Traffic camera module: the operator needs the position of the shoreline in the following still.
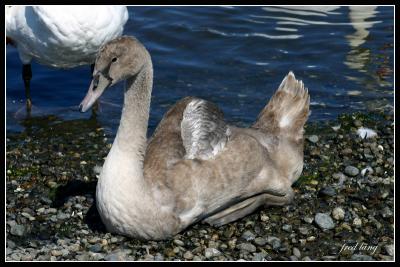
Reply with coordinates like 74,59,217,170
6,110,394,261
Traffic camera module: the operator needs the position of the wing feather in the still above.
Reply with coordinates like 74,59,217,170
181,98,230,160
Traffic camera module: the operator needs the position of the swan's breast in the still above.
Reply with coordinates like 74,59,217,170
96,146,180,239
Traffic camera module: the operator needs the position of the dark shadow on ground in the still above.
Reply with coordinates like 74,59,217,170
52,180,107,233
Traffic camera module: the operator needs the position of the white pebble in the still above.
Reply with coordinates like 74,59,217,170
260,214,269,222
353,218,362,228
332,207,345,221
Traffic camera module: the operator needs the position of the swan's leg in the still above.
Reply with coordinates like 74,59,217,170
263,187,294,206
90,63,100,115
203,188,294,227
202,196,261,226
203,170,295,227
22,64,32,112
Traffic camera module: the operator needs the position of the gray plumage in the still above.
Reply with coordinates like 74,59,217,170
181,98,230,160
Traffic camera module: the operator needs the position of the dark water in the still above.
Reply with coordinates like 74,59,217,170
6,6,394,136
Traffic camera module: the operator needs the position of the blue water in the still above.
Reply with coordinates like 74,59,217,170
6,6,394,136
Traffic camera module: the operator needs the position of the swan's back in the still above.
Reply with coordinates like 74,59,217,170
144,97,193,181
145,96,230,180
6,6,128,67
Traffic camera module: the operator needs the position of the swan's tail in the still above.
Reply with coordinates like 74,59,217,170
253,71,310,141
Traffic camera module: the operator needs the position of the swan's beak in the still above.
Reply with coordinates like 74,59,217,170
79,72,111,112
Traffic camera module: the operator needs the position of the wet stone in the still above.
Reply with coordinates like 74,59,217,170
223,226,235,238
89,244,103,253
7,240,16,249
173,239,185,247
307,135,319,143
228,239,237,249
204,241,216,250
267,236,281,250
10,223,25,236
321,255,337,260
384,244,394,256
237,243,256,253
351,254,374,261
293,247,301,258
303,216,314,224
104,251,129,261
68,244,81,252
353,120,363,127
319,186,336,197
252,252,267,261
332,207,345,221
90,252,105,261
345,166,359,177
380,207,393,218
314,213,335,230
341,148,353,155
51,250,63,257
298,226,309,235
204,248,221,258
260,214,269,222
154,253,164,261
11,253,21,261
183,251,194,260
353,218,362,228
241,230,256,241
282,224,292,232
142,254,154,261
254,237,267,246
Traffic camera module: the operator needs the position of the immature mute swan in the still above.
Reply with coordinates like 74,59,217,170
79,36,310,240
6,6,128,111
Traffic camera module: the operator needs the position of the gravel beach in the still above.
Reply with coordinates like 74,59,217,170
6,110,394,261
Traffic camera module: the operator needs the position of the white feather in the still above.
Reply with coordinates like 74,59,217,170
357,127,377,139
279,115,291,128
361,166,373,177
6,6,128,67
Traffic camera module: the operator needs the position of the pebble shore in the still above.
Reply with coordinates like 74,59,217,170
6,111,394,261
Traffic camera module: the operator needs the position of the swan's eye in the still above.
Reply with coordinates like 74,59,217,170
112,57,118,63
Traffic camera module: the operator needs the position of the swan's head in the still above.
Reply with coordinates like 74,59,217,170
79,36,150,112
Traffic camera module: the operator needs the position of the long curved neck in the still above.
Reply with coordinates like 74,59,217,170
113,59,153,178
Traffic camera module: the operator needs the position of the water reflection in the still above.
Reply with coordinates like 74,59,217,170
344,6,377,75
263,6,341,16
256,6,391,97
344,6,393,91
207,28,302,39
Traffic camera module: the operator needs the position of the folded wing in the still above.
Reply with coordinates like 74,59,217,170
181,98,230,160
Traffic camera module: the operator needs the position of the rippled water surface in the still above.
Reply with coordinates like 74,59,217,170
6,6,394,136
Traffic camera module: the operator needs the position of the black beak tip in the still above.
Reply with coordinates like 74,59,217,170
79,104,84,113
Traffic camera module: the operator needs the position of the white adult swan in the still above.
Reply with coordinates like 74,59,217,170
6,5,129,111
79,36,310,240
